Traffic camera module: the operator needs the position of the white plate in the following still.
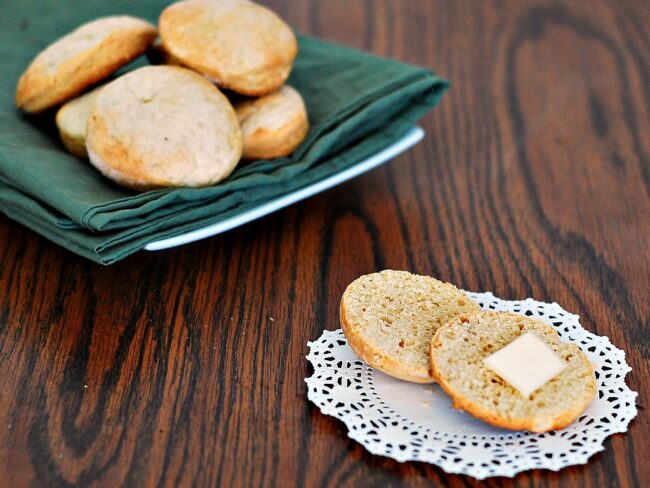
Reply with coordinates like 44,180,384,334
145,126,424,251
305,291,638,479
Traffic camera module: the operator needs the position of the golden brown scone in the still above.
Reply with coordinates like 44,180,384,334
16,16,157,113
86,66,243,190
430,311,597,432
55,85,105,158
234,85,309,160
340,270,481,383
159,0,298,96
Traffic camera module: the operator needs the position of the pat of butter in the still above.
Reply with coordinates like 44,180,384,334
483,333,567,398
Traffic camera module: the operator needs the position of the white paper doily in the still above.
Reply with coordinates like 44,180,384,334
305,292,638,479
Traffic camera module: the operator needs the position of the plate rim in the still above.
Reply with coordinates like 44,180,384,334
144,126,425,251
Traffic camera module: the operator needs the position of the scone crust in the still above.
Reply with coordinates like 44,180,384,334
340,270,481,384
55,85,105,158
430,311,597,432
86,65,243,190
58,124,88,159
234,85,309,160
159,0,297,96
16,16,156,113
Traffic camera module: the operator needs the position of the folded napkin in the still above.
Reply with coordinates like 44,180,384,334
0,0,449,264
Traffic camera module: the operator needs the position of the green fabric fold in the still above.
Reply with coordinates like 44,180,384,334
0,0,449,264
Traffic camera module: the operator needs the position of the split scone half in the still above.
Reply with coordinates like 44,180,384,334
430,311,596,432
340,270,481,383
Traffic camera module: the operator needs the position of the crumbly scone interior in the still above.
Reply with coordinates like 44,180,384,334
432,312,595,427
343,270,480,374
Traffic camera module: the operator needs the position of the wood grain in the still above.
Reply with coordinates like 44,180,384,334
1,0,648,486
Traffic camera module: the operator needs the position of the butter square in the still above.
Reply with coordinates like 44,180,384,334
483,332,567,398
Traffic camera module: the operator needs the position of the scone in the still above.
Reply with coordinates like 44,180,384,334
55,85,105,158
430,311,597,432
16,16,156,113
159,0,297,96
340,270,481,383
86,66,243,190
234,85,309,160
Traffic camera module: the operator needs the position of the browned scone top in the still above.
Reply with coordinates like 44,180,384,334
430,311,597,432
234,85,309,160
159,0,298,96
16,16,156,113
86,65,242,190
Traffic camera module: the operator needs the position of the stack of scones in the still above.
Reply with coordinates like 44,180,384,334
16,0,309,190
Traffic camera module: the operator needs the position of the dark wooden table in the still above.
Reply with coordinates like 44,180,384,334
1,1,648,486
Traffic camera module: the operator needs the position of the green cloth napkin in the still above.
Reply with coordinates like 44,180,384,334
0,0,449,264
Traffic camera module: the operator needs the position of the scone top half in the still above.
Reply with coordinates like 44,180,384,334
430,311,597,432
340,270,481,383
159,0,298,96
